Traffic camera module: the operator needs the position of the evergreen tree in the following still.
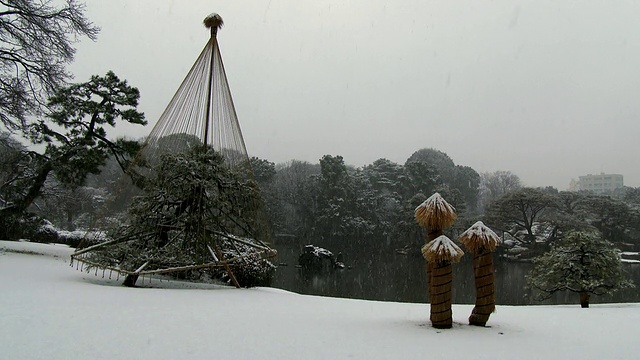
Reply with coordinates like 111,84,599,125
0,72,145,237
87,147,274,287
484,187,555,251
527,231,634,308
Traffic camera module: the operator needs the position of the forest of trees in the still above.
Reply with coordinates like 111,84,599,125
4,128,640,261
252,152,640,257
0,121,640,256
1,0,639,264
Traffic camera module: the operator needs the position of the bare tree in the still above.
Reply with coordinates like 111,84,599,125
478,170,522,210
0,0,99,130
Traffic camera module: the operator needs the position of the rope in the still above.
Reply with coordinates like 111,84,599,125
68,25,275,287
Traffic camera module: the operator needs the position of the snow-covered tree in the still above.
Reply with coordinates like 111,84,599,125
312,155,381,242
484,187,555,251
0,72,145,238
1,72,144,215
406,148,456,184
269,160,320,238
402,159,440,198
86,146,274,287
527,231,634,308
362,158,404,194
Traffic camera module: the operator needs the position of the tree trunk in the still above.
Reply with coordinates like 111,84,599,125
430,260,453,329
0,162,53,217
469,248,495,326
580,292,590,308
66,210,75,230
122,274,139,287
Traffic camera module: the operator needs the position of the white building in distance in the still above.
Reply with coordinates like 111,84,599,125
570,173,624,194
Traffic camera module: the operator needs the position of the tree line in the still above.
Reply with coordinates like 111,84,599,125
250,154,640,256
1,0,639,260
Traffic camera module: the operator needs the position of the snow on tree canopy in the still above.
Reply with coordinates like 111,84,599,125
458,221,502,253
421,235,464,263
414,192,457,229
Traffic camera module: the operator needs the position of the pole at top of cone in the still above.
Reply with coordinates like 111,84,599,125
204,13,224,37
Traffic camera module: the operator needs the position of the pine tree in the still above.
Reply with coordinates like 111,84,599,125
527,231,634,308
0,72,145,238
86,146,275,287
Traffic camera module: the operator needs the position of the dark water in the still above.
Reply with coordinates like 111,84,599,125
271,241,640,305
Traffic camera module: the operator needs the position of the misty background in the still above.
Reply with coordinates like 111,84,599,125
69,0,640,189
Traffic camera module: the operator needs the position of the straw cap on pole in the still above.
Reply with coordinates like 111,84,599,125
458,221,502,253
414,193,457,229
203,13,224,37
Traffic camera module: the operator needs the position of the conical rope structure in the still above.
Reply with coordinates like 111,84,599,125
140,14,248,168
70,14,276,288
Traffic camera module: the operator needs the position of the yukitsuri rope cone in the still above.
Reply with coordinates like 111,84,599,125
415,193,463,329
458,221,502,326
69,13,277,288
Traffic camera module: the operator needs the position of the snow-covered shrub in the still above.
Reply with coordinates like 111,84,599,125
0,214,58,243
57,230,94,248
32,220,59,243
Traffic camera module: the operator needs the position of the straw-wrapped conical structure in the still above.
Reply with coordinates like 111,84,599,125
458,221,501,326
415,193,457,229
422,235,465,264
414,193,460,329
458,221,501,253
422,235,463,329
70,14,276,288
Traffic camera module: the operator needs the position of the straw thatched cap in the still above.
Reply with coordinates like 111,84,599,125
422,235,464,263
458,221,502,253
203,13,224,35
414,192,457,229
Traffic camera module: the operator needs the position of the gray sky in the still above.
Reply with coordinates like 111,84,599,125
69,0,640,190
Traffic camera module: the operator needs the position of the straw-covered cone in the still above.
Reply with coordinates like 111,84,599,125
421,235,464,263
458,221,502,253
414,193,457,229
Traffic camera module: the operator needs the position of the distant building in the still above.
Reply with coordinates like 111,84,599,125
572,173,624,194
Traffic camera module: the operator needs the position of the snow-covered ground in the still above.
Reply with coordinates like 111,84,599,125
2,240,639,360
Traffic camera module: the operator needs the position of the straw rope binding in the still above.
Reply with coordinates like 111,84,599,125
430,261,454,328
458,221,501,326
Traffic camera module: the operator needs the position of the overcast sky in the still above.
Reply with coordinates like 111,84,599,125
69,0,640,190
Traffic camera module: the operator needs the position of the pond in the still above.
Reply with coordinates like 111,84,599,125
270,241,640,305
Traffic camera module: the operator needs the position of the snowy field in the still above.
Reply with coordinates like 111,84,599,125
1,240,639,360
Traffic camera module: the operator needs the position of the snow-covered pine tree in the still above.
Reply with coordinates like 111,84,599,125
84,146,275,287
527,231,634,307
